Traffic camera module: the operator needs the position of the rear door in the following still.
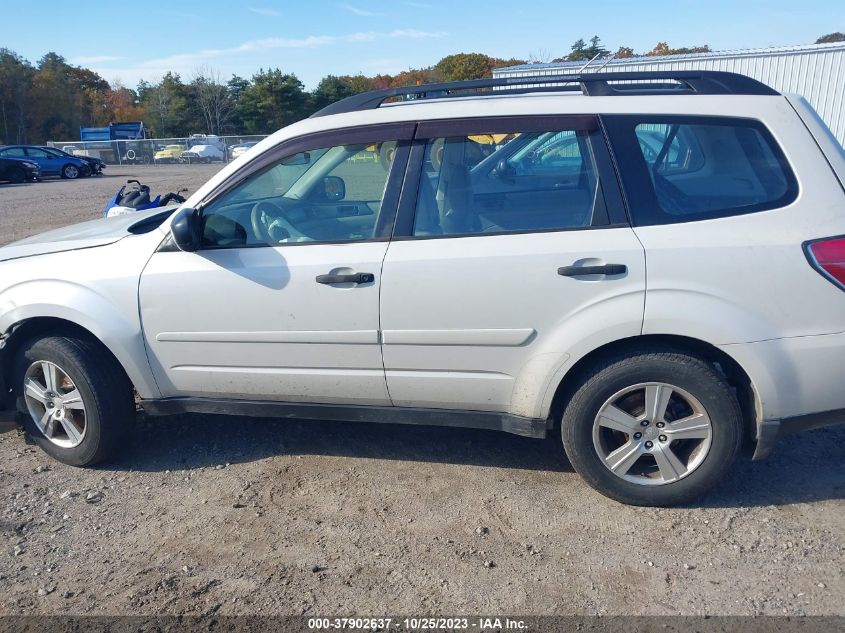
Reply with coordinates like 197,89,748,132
379,116,646,416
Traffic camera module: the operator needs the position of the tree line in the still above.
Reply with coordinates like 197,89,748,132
2,32,843,144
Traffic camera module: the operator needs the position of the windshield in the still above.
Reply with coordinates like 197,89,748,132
227,147,334,202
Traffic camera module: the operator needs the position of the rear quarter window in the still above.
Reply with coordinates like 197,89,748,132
604,115,798,226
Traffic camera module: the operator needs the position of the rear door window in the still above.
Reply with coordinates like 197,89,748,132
604,116,798,225
409,125,612,238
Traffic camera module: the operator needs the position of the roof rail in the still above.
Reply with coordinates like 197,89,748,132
311,70,778,118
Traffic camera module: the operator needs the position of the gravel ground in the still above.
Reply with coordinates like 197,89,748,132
0,165,843,617
0,165,223,246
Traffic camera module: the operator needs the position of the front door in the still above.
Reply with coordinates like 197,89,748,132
379,116,646,416
139,126,412,406
24,147,62,175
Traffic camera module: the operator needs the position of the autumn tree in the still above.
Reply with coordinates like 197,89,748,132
436,53,492,81
105,80,144,123
389,68,440,87
645,42,711,56
816,32,845,43
615,46,636,58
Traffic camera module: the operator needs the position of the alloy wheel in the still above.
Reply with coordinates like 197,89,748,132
23,360,87,448
592,382,713,485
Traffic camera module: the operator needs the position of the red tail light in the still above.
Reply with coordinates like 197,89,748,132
806,237,845,290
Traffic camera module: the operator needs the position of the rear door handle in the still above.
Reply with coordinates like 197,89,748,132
557,264,627,277
316,272,375,285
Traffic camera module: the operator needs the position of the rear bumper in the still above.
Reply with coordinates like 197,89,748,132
720,331,845,458
753,408,845,459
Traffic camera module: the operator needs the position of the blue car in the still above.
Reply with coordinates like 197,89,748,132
0,145,90,179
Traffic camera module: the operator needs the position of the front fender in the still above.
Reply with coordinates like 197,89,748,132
0,279,160,398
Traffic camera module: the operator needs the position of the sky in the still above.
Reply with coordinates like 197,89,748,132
4,0,843,89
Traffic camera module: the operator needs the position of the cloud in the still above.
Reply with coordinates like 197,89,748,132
404,1,437,8
248,7,281,16
338,3,386,17
70,55,122,65
87,29,447,87
138,29,446,68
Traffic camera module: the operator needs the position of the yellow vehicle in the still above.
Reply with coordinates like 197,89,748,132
153,144,186,164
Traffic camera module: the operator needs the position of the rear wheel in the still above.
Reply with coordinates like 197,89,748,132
61,164,80,179
561,349,743,506
15,336,135,466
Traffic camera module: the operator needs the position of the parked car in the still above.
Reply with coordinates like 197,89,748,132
153,144,186,164
181,144,224,164
0,71,843,507
0,157,41,183
229,142,259,159
188,133,225,151
42,146,106,175
0,145,89,179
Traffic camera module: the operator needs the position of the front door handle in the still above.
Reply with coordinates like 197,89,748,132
316,272,375,285
558,264,627,277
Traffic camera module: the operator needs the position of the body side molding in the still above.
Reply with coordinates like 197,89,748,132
140,397,549,438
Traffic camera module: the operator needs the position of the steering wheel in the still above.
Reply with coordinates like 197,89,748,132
250,201,306,243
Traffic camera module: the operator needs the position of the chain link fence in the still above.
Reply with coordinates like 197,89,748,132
45,134,270,166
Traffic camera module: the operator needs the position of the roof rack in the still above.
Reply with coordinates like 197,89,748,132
311,70,778,118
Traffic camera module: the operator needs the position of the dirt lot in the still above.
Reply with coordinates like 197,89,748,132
0,165,842,617
0,165,223,246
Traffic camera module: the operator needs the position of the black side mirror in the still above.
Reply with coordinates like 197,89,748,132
495,159,517,180
323,175,346,201
170,207,201,252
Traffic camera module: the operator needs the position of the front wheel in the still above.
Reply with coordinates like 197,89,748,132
15,336,135,466
62,164,80,179
561,349,743,506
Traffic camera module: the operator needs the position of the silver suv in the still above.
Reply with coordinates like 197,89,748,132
1,71,843,506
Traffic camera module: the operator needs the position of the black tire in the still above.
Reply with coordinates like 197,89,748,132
6,167,25,184
560,348,743,507
14,336,135,466
61,164,80,179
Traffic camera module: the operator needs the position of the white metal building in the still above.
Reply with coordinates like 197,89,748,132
493,42,845,146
